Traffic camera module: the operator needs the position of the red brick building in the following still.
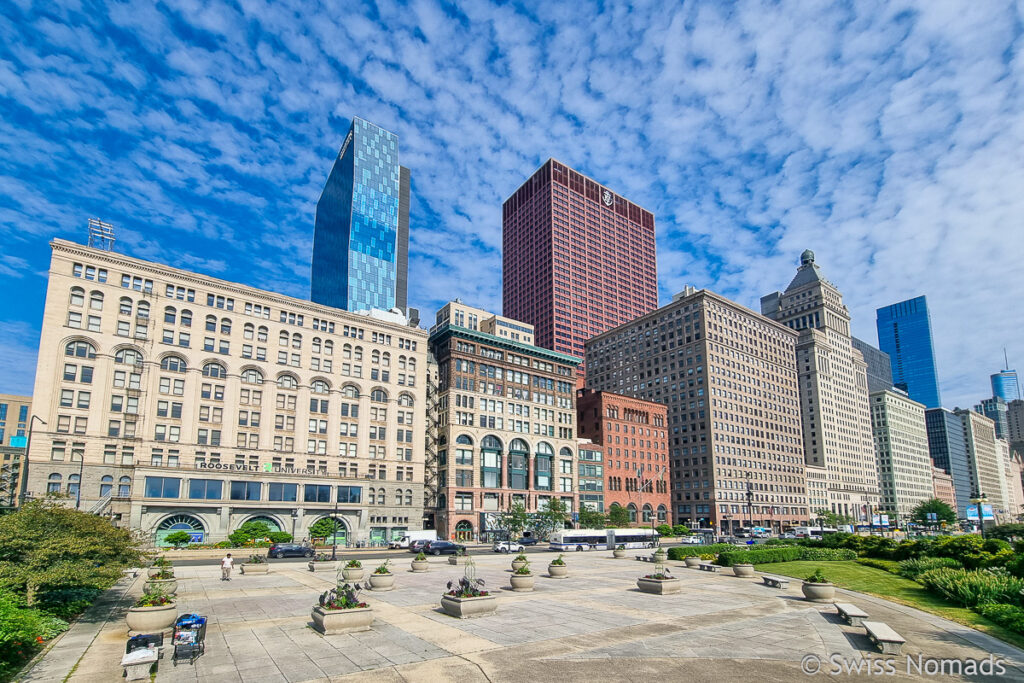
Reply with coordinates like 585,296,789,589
502,159,658,369
576,389,670,525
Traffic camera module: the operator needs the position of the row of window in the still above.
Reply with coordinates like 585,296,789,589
140,477,414,505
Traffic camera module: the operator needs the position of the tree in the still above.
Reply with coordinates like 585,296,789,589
496,501,530,539
671,524,691,536
655,524,673,537
983,523,1024,542
607,504,631,528
534,498,569,538
814,509,853,529
909,498,956,526
163,531,194,548
577,507,607,529
228,521,271,546
309,517,344,541
0,499,146,606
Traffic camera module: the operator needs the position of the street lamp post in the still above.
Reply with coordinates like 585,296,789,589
330,497,340,560
745,473,754,532
290,509,299,543
971,493,988,539
75,453,86,509
18,415,46,506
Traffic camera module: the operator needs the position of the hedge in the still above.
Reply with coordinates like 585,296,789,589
798,548,857,561
918,568,1024,608
856,558,900,573
718,547,802,566
977,603,1024,634
667,544,743,561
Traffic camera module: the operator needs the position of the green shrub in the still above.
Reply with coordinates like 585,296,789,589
655,524,673,537
1005,554,1024,579
976,603,1024,634
667,544,737,561
0,588,68,680
37,587,103,620
162,530,194,548
856,558,900,573
799,548,857,561
918,568,1024,608
671,525,691,536
805,568,830,583
214,540,233,549
898,557,963,580
267,532,293,543
718,547,802,566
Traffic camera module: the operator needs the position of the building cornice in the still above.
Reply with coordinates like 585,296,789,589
429,324,581,367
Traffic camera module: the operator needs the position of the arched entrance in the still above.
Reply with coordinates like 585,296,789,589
244,515,282,532
309,516,348,546
155,514,205,546
454,520,474,542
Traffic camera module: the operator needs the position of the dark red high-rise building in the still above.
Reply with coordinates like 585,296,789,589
502,159,658,366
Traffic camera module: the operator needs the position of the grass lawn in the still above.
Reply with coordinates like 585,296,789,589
753,560,1024,651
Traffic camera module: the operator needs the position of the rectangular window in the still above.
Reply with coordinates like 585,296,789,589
144,476,180,498
188,479,222,500
337,486,362,503
268,482,298,502
229,480,262,501
304,484,331,503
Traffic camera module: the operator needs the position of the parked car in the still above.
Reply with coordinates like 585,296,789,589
267,543,314,559
492,540,525,554
518,537,539,546
678,535,703,545
781,532,797,539
423,540,466,556
408,539,432,553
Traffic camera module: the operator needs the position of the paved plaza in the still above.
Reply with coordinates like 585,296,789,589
23,552,1024,682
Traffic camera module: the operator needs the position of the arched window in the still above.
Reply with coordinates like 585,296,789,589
220,318,231,334
100,475,113,497
343,344,352,359
382,352,390,367
279,331,289,346
537,442,554,456
627,503,638,523
115,348,143,365
206,315,217,332
156,514,205,546
354,346,363,361
323,340,333,355
377,488,385,505
404,490,412,506
398,356,407,370
395,489,402,505
119,297,133,315
482,435,502,451
368,489,376,505
642,504,653,523
203,362,226,378
89,291,103,310
408,358,416,372
118,476,131,497
560,447,573,458
341,385,359,398
65,341,96,359
69,287,85,307
657,504,667,522
180,309,192,327
509,438,529,453
277,374,298,389
311,379,330,394
456,435,473,445
164,306,177,324
370,389,388,403
244,323,254,340
291,333,302,349
312,337,322,354
371,350,381,365
241,368,264,384
137,301,150,318
67,473,81,497
398,394,414,407
257,326,268,342
160,356,187,373
47,473,62,493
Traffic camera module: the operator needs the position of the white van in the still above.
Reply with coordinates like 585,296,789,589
389,530,438,549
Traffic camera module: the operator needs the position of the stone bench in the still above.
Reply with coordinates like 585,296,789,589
698,562,722,573
863,621,906,655
760,574,790,589
121,648,158,681
835,602,869,627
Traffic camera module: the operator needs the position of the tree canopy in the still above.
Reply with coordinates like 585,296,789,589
607,504,631,528
909,498,957,526
577,507,607,529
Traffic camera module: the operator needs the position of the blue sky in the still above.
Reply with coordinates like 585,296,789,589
1,1,1022,411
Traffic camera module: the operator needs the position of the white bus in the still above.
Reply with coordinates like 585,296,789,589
790,526,838,538
548,528,659,551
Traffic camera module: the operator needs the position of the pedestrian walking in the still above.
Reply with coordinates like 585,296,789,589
220,553,234,581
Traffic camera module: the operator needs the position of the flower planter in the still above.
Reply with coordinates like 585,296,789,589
684,557,701,568
612,549,626,559
652,550,668,564
368,573,395,591
440,594,497,619
311,605,374,635
411,560,430,573
511,559,528,572
146,567,163,578
143,578,178,595
448,555,470,566
241,563,269,575
732,563,755,578
636,577,682,595
126,603,177,633
547,564,568,579
308,561,337,573
801,582,836,603
509,573,535,592
342,567,364,581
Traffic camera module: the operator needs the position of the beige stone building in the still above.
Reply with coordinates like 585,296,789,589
26,239,428,546
0,394,31,447
869,389,933,522
427,301,580,541
0,394,31,508
955,408,1007,523
586,287,809,533
761,250,880,523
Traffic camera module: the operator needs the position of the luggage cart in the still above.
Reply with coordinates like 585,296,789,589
171,614,206,666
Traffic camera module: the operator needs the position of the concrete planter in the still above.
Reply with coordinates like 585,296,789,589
448,555,470,566
126,603,177,633
802,582,836,603
241,563,268,574
636,577,682,595
547,563,568,578
509,573,535,592
684,557,701,568
732,563,755,578
652,550,668,564
143,577,178,595
612,549,626,559
440,594,497,619
311,605,374,635
342,567,364,581
146,567,164,578
307,561,337,573
511,559,528,572
411,560,430,573
368,573,395,591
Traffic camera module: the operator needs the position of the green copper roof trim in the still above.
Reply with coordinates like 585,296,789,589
428,324,582,365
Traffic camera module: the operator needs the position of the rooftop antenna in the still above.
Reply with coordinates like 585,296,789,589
1004,347,1010,371
87,218,115,251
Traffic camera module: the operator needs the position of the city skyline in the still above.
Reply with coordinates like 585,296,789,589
1,2,1023,413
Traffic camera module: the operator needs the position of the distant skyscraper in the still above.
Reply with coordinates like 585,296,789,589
502,159,657,366
870,389,933,521
975,396,1009,440
992,369,1020,402
852,337,893,394
311,117,410,312
876,296,942,409
926,408,972,519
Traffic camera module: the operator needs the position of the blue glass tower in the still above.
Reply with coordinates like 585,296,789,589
992,370,1020,402
311,117,410,312
925,408,972,519
876,296,942,409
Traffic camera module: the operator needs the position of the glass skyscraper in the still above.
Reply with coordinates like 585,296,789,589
311,117,409,312
992,369,1020,402
876,296,942,409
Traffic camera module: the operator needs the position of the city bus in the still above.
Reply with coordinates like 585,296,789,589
789,526,838,538
548,528,659,551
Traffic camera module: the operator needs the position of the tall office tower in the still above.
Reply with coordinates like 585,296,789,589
992,369,1020,402
955,408,1008,522
427,301,581,541
576,389,670,524
761,250,880,522
925,408,973,518
1007,399,1024,456
502,159,658,366
869,389,933,522
975,396,1009,439
29,239,428,545
875,296,942,409
852,337,894,394
586,288,809,533
311,117,410,313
